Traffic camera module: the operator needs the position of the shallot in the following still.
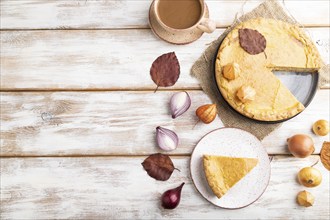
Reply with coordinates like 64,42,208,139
170,91,191,119
156,126,179,151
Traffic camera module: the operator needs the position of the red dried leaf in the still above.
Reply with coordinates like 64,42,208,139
150,52,180,92
141,153,175,181
239,28,266,55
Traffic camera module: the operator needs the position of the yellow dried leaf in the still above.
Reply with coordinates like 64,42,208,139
320,141,330,171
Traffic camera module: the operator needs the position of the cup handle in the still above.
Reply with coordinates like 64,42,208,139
197,18,216,33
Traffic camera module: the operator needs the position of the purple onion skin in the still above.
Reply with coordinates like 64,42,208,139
170,91,191,119
156,126,179,151
161,182,185,209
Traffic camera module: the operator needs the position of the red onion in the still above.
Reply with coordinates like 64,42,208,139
161,182,185,209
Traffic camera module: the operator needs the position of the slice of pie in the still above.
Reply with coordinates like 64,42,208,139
203,155,258,198
215,18,322,121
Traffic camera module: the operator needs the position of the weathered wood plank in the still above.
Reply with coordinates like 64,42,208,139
0,156,329,219
0,0,329,29
1,90,328,156
1,28,329,90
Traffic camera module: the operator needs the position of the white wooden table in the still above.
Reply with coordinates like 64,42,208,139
0,0,329,219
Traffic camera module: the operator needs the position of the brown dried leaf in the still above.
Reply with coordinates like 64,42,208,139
141,153,175,181
239,28,266,55
320,141,330,171
150,52,180,92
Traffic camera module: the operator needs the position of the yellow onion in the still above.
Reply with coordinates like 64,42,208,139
312,119,329,136
287,134,314,158
298,167,322,187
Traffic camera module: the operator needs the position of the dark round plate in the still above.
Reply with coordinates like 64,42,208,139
213,42,319,124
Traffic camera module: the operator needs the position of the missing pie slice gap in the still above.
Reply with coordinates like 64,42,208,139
269,66,319,73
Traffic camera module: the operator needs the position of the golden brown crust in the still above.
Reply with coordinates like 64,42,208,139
215,18,321,121
203,155,226,198
203,155,258,198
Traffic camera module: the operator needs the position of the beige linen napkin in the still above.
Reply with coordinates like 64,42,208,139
191,0,329,140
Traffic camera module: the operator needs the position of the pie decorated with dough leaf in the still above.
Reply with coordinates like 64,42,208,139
203,155,258,198
215,18,321,121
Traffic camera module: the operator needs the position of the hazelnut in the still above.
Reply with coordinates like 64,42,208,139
223,63,240,80
237,85,256,103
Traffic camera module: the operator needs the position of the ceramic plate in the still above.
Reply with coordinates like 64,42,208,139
190,128,271,209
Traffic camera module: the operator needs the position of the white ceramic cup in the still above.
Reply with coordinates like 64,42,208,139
153,0,216,34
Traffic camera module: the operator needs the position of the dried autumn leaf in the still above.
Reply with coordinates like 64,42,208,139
239,28,266,55
141,153,175,181
320,141,330,171
150,52,180,92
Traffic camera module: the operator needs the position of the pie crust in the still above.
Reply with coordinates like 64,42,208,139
203,155,258,198
215,18,321,121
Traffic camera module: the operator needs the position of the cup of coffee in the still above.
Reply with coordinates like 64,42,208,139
153,0,216,34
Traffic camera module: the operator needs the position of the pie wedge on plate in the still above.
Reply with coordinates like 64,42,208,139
203,155,258,198
190,128,270,208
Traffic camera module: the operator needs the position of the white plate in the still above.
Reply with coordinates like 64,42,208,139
190,127,271,209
